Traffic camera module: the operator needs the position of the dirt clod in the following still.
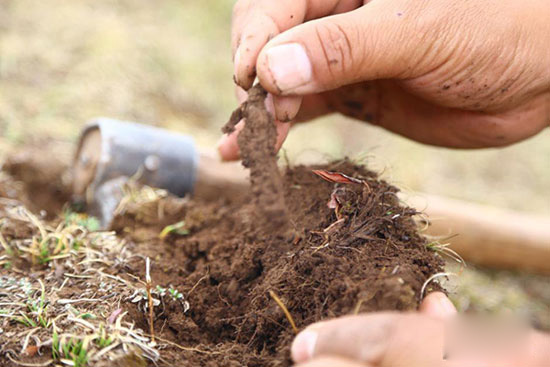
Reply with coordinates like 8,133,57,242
223,84,289,233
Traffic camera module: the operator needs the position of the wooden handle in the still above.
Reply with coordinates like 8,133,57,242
407,194,550,274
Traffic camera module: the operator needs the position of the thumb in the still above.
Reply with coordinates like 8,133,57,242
256,2,431,95
291,313,444,366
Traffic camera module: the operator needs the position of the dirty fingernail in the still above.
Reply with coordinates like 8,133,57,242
266,43,312,93
291,330,318,363
274,96,302,122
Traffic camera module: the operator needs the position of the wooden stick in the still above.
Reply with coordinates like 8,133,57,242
407,194,550,274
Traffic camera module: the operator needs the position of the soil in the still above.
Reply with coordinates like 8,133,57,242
0,102,443,366
115,160,443,366
223,85,289,233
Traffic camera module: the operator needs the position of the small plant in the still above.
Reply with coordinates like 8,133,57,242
15,280,51,328
95,324,113,349
62,339,88,367
63,211,101,232
53,332,89,367
168,287,184,300
159,221,189,239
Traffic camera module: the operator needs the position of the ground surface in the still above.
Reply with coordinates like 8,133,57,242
1,152,444,366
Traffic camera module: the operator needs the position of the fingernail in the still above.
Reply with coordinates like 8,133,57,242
266,43,312,92
291,330,318,363
434,293,457,317
233,47,242,84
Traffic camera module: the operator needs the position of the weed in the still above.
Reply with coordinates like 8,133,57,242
159,221,189,239
63,211,101,232
96,324,113,348
426,235,465,269
15,280,51,328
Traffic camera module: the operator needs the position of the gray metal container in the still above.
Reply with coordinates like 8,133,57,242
73,118,198,226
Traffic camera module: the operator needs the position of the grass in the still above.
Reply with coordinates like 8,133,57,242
0,198,163,365
425,235,466,269
17,280,51,328
64,211,101,232
52,333,88,367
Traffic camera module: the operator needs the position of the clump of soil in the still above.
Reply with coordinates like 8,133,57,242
1,150,71,217
223,85,289,233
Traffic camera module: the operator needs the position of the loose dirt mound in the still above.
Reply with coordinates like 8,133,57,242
0,148,443,366
114,162,443,366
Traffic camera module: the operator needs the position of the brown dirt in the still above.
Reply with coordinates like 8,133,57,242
114,164,443,366
223,84,289,233
1,144,443,366
1,150,71,218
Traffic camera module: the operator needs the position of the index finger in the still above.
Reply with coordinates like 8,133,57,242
232,0,357,89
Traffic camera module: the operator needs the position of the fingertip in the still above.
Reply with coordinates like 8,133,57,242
256,47,282,95
235,85,248,104
273,95,302,122
234,45,256,90
217,135,239,161
217,121,244,161
275,120,291,151
420,292,457,318
291,330,318,363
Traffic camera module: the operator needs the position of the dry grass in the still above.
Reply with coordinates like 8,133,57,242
0,180,195,365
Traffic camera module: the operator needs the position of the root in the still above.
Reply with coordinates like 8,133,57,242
269,290,298,334
145,257,155,344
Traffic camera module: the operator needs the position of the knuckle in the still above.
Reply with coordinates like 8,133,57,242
313,22,355,82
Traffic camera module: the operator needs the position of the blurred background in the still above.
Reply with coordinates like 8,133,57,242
0,0,548,327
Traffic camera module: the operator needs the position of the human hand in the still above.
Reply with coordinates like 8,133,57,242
290,292,550,367
218,0,550,160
